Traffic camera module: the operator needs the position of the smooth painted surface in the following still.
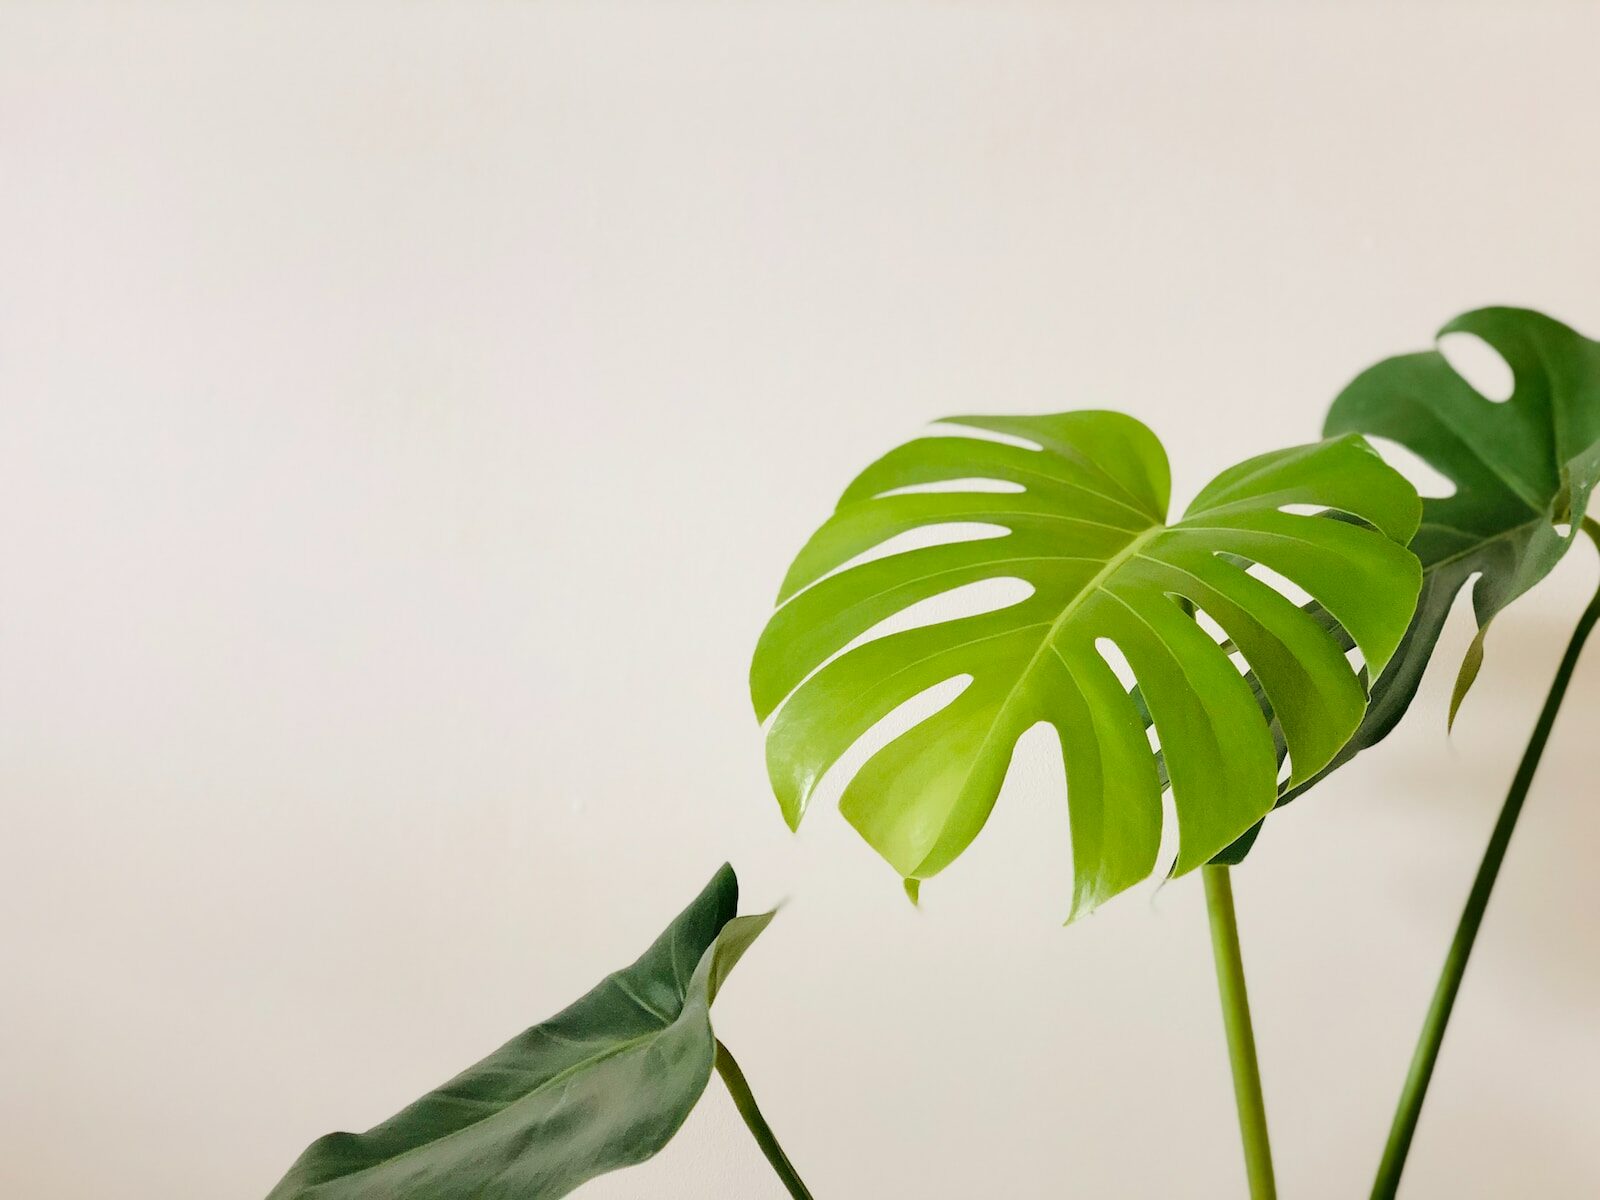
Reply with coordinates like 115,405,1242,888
2,5,1598,1198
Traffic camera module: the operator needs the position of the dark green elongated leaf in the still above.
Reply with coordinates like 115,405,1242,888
751,413,1422,917
1284,307,1600,800
265,865,771,1200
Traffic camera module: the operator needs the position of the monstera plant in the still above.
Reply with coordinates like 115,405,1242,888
1316,307,1600,1198
259,305,1598,1200
751,414,1424,1196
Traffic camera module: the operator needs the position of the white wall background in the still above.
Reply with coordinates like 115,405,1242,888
3,4,1598,1197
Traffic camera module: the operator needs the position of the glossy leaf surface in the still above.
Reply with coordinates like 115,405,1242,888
1293,307,1600,795
265,865,770,1200
752,413,1422,916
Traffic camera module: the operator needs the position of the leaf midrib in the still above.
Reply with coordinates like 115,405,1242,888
1419,515,1545,576
1425,404,1548,515
300,990,700,1196
911,520,1164,874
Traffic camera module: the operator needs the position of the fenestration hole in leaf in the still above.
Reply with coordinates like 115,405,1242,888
812,674,973,809
1188,603,1230,647
822,520,1010,578
1093,635,1139,693
1186,600,1252,676
1241,559,1314,608
1093,637,1159,754
1439,330,1515,402
872,576,1033,639
877,476,1026,497
816,577,1036,674
925,421,1044,451
1345,643,1368,677
1365,436,1458,499
1153,787,1181,882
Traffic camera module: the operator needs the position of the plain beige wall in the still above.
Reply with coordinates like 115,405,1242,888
3,4,1597,1197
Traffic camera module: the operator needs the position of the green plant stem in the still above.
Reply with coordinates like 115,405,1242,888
715,1039,815,1200
1203,864,1277,1200
1372,538,1600,1200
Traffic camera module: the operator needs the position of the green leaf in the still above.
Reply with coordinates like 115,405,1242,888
751,413,1421,917
1290,307,1600,796
265,865,771,1200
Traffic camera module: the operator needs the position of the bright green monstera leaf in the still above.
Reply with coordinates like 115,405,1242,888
265,865,771,1200
1282,307,1600,800
752,412,1422,916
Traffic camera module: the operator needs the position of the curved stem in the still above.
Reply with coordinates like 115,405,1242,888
715,1039,815,1199
1203,864,1277,1200
1372,537,1600,1200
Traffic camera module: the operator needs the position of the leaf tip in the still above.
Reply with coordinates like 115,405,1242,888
902,877,921,907
1064,877,1107,925
1448,625,1490,731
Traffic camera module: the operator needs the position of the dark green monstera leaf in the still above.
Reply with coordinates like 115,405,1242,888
751,412,1422,916
265,865,770,1200
1281,307,1600,800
